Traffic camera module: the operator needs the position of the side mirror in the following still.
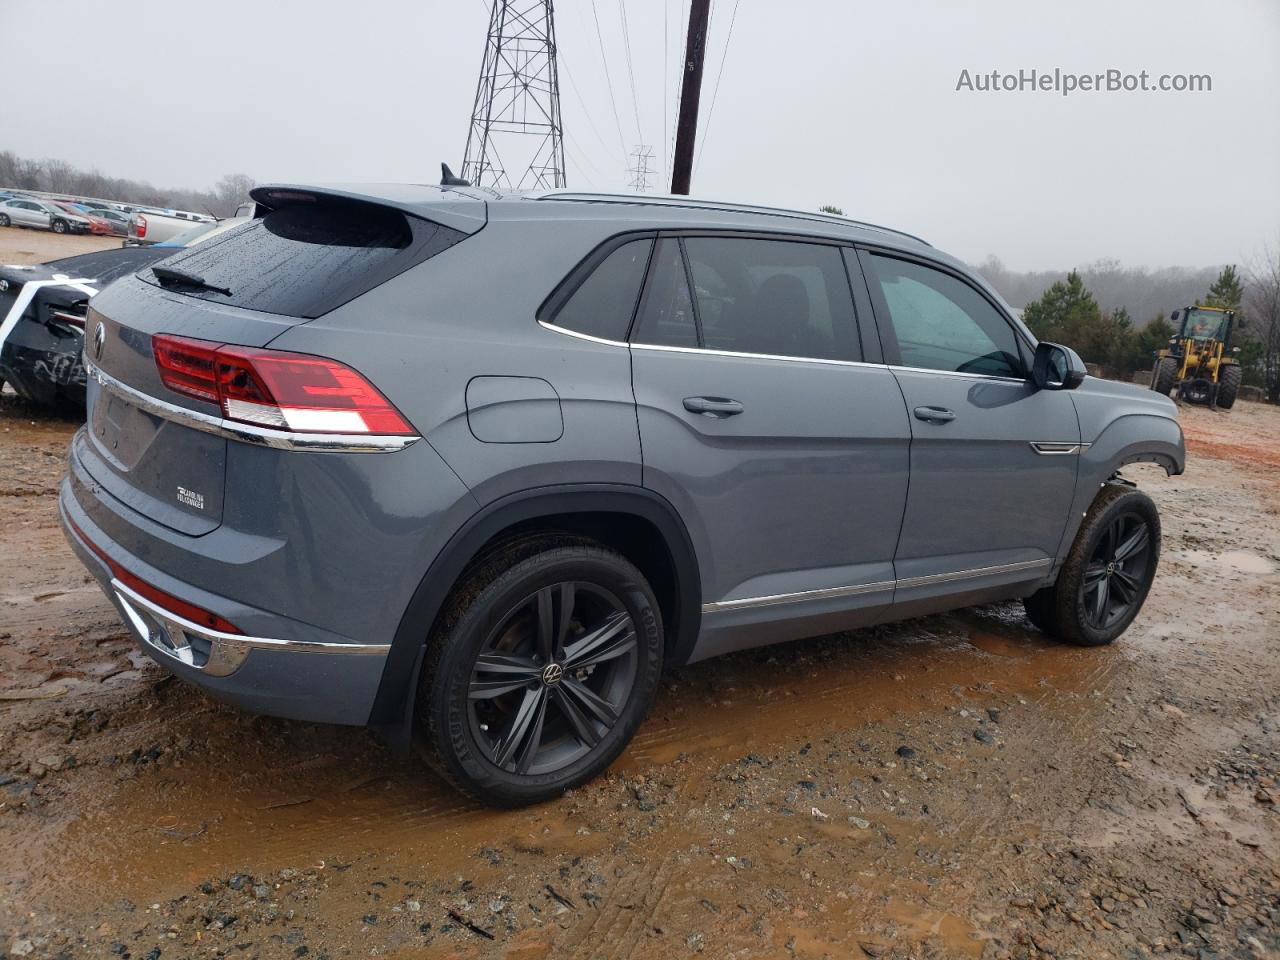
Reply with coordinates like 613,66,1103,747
1031,341,1087,391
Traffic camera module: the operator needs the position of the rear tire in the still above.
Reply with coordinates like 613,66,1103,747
0,214,9,227
1216,364,1242,410
1023,485,1161,647
1150,357,1178,396
417,538,663,806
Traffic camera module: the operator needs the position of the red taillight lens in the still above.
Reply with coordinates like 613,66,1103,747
135,214,147,238
66,517,242,634
152,334,416,436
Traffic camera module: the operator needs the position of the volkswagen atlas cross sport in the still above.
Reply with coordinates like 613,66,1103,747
60,183,1185,806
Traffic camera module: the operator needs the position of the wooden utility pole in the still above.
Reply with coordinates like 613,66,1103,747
670,0,711,195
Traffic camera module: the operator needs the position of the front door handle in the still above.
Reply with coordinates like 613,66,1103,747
913,405,956,424
683,396,744,418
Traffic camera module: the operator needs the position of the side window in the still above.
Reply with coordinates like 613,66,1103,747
549,237,653,341
682,237,860,361
630,238,698,348
866,255,1024,378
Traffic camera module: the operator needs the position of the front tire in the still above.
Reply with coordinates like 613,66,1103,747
417,539,663,806
1023,485,1161,646
1150,357,1178,396
1216,364,1242,410
0,214,9,227
51,219,67,234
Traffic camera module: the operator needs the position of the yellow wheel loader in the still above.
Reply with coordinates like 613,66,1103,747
1150,306,1247,409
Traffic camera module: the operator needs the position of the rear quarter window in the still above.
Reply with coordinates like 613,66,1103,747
542,237,654,342
141,197,465,318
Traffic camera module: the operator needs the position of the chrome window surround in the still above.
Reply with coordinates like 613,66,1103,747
87,360,419,454
702,558,1052,614
113,579,389,678
537,320,1039,384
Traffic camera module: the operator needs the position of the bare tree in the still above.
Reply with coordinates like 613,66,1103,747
1246,244,1280,402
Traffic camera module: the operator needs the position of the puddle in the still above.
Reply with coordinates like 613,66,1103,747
1178,549,1275,574
9,606,1108,916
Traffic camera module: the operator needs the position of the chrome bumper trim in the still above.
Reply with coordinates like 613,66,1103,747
703,559,1053,614
87,360,419,454
112,579,389,678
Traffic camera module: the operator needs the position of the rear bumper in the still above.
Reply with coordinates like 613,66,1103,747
59,474,391,725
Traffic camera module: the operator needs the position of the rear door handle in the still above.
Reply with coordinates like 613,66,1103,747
683,396,744,418
913,405,955,424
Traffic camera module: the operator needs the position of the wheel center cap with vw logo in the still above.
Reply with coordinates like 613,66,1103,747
540,662,564,686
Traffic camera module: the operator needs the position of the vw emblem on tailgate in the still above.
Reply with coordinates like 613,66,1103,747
93,321,105,359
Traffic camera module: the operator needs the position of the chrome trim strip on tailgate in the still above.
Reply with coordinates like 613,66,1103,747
702,559,1053,614
86,360,419,453
113,579,389,678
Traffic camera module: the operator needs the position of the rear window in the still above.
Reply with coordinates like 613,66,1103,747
141,197,465,318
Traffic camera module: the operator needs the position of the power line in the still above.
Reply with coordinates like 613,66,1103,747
560,50,616,163
588,0,629,162
616,0,644,145
694,0,741,178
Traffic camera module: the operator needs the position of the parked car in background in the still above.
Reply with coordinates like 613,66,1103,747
84,207,131,236
152,215,249,248
57,183,1185,806
0,198,93,234
53,202,114,236
0,218,250,411
127,208,215,246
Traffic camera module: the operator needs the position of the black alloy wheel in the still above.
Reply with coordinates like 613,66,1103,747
1081,511,1153,630
468,581,638,776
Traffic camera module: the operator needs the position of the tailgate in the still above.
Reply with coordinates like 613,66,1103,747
82,277,303,535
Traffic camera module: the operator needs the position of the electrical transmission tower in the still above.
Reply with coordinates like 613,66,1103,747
627,145,655,192
461,1,566,190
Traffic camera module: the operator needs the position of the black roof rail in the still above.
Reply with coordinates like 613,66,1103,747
536,191,931,246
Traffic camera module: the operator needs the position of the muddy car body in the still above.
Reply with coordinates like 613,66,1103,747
60,184,1185,804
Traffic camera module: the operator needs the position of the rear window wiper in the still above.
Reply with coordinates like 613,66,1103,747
152,266,233,297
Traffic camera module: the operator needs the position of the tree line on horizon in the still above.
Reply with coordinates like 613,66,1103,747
1015,262,1280,401
823,204,1279,401
0,150,254,219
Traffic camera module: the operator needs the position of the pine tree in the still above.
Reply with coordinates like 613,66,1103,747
818,205,844,216
1022,271,1106,361
1205,265,1244,311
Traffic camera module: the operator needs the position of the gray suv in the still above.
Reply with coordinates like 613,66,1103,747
60,184,1185,805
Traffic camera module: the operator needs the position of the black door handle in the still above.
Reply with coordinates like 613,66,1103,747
913,405,956,424
683,396,744,418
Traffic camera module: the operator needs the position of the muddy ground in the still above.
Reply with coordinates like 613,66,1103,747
0,393,1277,960
0,227,122,266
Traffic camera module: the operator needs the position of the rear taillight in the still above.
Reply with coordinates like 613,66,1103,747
66,517,242,634
152,334,416,436
135,214,147,238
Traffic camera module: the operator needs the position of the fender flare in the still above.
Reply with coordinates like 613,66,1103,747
1053,413,1186,564
369,483,702,732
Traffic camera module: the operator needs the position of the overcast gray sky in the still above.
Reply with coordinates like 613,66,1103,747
2,0,1277,271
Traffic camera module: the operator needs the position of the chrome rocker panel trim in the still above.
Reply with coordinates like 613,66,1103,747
113,579,389,678
702,558,1053,614
87,361,420,454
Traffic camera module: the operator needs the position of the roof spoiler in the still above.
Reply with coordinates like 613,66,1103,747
249,183,487,234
